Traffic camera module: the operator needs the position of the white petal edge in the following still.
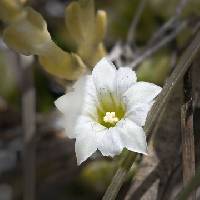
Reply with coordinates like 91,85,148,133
116,67,137,98
97,128,124,157
116,118,148,154
123,81,162,105
75,135,97,165
125,101,154,127
92,58,117,110
75,116,107,164
54,76,88,138
55,76,87,114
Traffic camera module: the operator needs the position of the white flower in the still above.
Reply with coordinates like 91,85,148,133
55,58,162,165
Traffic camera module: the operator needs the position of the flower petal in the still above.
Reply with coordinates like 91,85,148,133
97,128,124,157
75,134,97,165
125,102,154,126
81,76,99,119
123,81,162,105
92,58,117,110
75,116,106,164
116,118,147,154
54,76,88,138
55,76,86,113
115,67,137,98
92,58,116,91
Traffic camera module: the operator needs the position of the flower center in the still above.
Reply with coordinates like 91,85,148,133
103,112,119,124
97,103,125,128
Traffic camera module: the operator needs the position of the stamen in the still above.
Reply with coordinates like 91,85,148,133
103,112,119,124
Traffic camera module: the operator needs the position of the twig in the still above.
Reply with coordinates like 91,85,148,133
148,18,178,46
107,42,123,62
126,0,147,45
148,0,189,45
181,66,196,200
124,162,161,200
176,0,189,16
110,0,189,65
102,29,200,200
126,21,186,69
16,55,36,200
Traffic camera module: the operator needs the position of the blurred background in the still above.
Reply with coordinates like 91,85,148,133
0,0,200,199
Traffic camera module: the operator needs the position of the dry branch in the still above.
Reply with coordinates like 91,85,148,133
181,66,196,200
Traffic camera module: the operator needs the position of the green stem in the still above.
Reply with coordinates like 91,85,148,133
102,152,137,200
102,30,200,200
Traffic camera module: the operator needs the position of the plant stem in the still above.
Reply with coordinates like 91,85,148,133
102,152,137,200
126,21,186,69
126,0,147,45
148,0,189,45
17,55,36,200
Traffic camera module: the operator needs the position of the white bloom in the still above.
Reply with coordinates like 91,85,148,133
55,58,162,165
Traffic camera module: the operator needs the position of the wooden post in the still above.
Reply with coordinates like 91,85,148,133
181,66,196,200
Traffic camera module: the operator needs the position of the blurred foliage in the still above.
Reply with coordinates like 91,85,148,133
80,160,115,192
0,0,107,80
3,7,51,55
137,52,171,86
34,66,55,112
105,0,200,45
177,27,193,48
79,150,139,194
0,51,19,105
65,0,107,67
2,5,86,80
150,0,200,18
0,0,25,23
106,0,157,44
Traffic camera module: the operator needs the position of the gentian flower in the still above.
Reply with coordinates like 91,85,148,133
55,58,162,164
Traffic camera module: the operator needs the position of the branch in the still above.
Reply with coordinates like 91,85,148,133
148,0,189,45
102,29,200,200
176,0,190,16
126,0,147,45
126,21,186,69
109,0,189,65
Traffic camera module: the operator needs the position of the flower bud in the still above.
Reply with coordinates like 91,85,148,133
3,7,51,55
0,0,25,23
39,43,86,80
65,0,107,67
3,7,86,80
95,10,107,44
